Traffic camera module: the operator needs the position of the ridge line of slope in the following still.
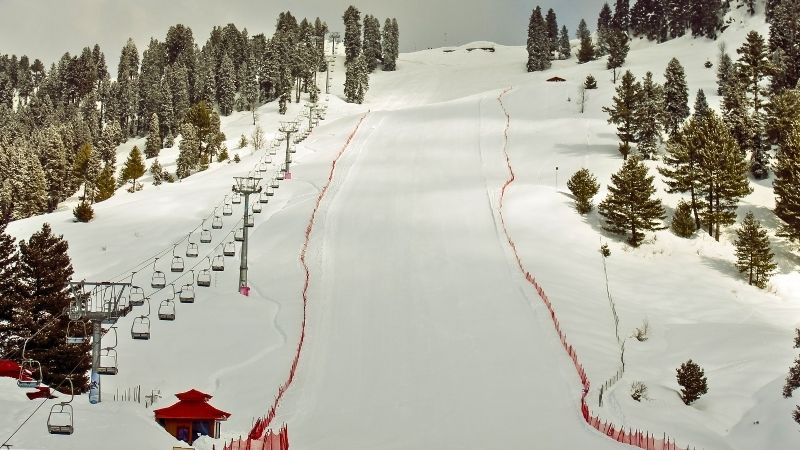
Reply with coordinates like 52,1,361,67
251,112,370,437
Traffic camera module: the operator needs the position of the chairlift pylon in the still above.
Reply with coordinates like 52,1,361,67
47,377,74,435
151,258,166,289
171,245,185,273
17,337,43,388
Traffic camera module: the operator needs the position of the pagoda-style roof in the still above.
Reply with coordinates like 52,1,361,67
153,389,230,421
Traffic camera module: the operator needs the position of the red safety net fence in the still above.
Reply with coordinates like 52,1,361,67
495,88,696,450
222,424,288,450
237,113,370,445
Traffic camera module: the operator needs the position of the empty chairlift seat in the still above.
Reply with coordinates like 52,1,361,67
252,202,262,213
65,320,88,345
197,268,212,287
271,178,279,189
265,185,274,197
151,259,166,289
200,227,213,244
129,285,145,306
131,315,151,340
158,299,176,321
259,191,270,204
232,192,242,204
186,238,199,258
212,215,224,230
245,216,254,228
222,204,233,217
211,255,225,272
97,348,118,375
47,378,75,435
234,228,244,242
171,256,184,273
223,242,236,257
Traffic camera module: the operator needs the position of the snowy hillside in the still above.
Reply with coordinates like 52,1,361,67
3,7,800,450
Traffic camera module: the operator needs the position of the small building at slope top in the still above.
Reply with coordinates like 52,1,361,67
153,389,230,444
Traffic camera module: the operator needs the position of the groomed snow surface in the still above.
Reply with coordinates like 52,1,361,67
3,9,800,450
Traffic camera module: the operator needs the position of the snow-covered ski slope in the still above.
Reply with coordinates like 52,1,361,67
3,7,800,450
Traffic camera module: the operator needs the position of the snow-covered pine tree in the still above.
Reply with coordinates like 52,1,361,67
636,71,663,159
15,145,48,219
344,54,369,104
242,54,259,116
597,2,614,56
690,0,723,39
343,5,362,65
602,70,641,159
170,64,191,125
567,168,600,213
662,58,689,136
120,145,146,191
16,223,90,392
666,0,689,38
734,211,777,288
785,357,800,397
145,113,161,158
38,126,69,212
94,163,116,202
774,125,800,242
737,31,771,117
217,54,236,116
671,199,696,237
158,76,175,136
585,74,598,89
0,217,17,350
598,156,665,247
577,19,595,64
612,0,631,30
527,7,551,72
150,159,165,185
717,47,734,96
545,9,559,57
139,38,167,134
116,38,140,137
722,71,754,153
769,0,800,92
176,123,199,179
676,360,708,405
363,15,382,72
382,18,399,71
606,28,630,82
693,89,710,118
558,25,571,60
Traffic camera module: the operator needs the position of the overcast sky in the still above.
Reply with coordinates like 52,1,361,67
0,0,603,68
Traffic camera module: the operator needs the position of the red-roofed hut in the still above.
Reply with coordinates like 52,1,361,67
154,389,230,444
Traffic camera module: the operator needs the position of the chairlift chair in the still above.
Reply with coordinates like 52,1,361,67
211,255,225,272
266,185,274,197
47,378,74,435
223,242,236,257
97,347,118,375
131,315,151,340
197,268,212,288
258,162,269,173
222,203,233,217
180,271,195,303
259,191,270,204
151,259,166,289
212,215,224,230
265,154,273,164
234,228,244,242
171,246,184,273
277,171,285,181
158,294,176,321
66,320,89,345
232,192,242,204
252,202,262,214
269,147,277,156
245,215,254,228
271,178,279,189
186,233,199,258
129,274,145,306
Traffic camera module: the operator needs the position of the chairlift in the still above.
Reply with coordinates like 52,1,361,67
180,271,195,303
265,185,274,197
223,242,236,257
234,228,244,242
265,154,273,164
232,192,242,204
197,268,212,288
151,258,166,289
222,203,233,217
158,290,176,321
252,202,262,214
271,178,279,189
17,338,43,388
258,162,269,173
269,147,277,156
171,246,184,273
245,215,254,228
277,171,285,181
47,378,74,435
131,316,151,340
212,255,225,272
259,191,270,204
97,347,118,375
186,233,199,258
212,215,224,230
129,273,145,306
66,320,89,345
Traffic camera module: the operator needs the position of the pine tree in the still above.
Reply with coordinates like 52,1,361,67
567,168,600,214
636,71,663,159
774,126,800,242
73,201,94,222
693,89,710,118
558,25,571,60
584,75,598,89
344,54,369,104
382,18,399,71
663,58,689,136
94,163,116,202
606,29,630,82
734,211,777,288
722,73,754,153
717,47,734,96
144,113,161,158
545,9,559,57
0,218,18,349
527,7,552,71
597,2,614,56
598,156,666,247
737,31,771,117
768,0,800,91
672,200,696,237
17,146,48,219
690,0,722,38
676,359,708,405
39,126,69,212
362,15,382,72
343,5,362,65
120,145,146,190
666,0,690,38
613,0,631,30
15,224,90,392
785,356,800,397
603,70,641,159
577,19,595,64
150,158,164,186
217,54,236,116
176,123,199,179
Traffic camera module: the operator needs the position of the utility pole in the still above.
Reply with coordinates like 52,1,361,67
68,282,130,404
279,121,299,179
330,32,340,56
232,177,262,296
